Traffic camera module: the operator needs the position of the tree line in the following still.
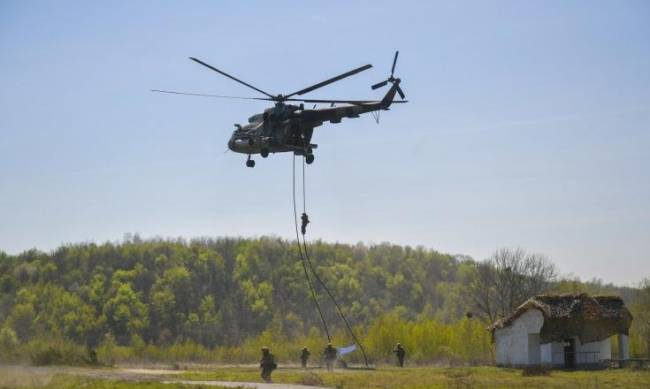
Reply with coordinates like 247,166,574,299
0,236,647,364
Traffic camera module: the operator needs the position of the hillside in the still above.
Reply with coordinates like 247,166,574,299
0,236,646,364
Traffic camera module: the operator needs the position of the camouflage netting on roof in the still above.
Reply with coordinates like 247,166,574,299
489,293,633,344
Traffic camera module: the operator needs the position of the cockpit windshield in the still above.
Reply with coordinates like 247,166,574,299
248,113,263,123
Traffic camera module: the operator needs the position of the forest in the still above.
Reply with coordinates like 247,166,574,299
0,236,648,365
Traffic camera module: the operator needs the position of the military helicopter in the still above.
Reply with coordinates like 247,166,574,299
153,51,406,167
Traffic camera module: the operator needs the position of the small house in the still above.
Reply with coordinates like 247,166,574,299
489,293,632,368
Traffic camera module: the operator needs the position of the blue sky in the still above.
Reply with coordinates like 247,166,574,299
1,1,648,285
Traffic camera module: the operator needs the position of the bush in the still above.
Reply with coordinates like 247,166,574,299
0,327,19,360
30,346,63,366
27,338,89,366
299,372,324,386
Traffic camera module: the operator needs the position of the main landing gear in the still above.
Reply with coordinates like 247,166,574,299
246,154,255,168
246,151,313,167
304,147,314,164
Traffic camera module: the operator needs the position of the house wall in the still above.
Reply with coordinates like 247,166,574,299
494,309,544,366
546,338,611,367
540,341,565,365
576,337,611,364
551,341,564,365
540,343,552,364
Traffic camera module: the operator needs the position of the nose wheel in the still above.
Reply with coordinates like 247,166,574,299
246,155,255,168
305,154,314,164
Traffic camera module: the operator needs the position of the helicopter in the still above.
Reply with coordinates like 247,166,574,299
153,51,406,167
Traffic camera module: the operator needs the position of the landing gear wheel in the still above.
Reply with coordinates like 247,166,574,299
305,154,315,165
261,148,269,158
246,159,255,168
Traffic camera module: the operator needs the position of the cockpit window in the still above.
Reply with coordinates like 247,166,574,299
248,114,263,123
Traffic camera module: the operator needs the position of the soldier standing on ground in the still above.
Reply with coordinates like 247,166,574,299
322,342,337,371
393,342,406,367
260,346,277,383
300,346,311,368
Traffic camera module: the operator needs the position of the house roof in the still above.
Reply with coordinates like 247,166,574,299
489,293,633,344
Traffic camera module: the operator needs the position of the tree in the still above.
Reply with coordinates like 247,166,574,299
631,279,650,357
469,247,557,322
103,283,148,345
0,327,19,351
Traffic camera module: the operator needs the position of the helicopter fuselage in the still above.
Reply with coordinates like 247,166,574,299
227,103,317,157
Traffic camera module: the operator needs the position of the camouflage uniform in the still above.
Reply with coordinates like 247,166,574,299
260,347,277,383
322,343,337,371
301,213,310,235
393,343,406,367
300,347,311,368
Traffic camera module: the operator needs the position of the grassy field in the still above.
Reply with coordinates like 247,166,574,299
0,366,234,389
180,365,650,389
1,365,650,389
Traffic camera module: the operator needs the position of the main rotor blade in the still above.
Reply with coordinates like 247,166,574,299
284,97,408,105
151,89,269,101
391,51,399,77
285,98,376,104
285,64,372,98
189,57,275,99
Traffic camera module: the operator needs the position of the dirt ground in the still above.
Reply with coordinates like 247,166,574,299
0,365,329,389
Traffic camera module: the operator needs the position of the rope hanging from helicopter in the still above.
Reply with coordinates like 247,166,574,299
292,156,331,342
371,108,381,124
291,154,370,367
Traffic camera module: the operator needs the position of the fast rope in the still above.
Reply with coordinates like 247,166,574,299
292,155,369,367
293,156,331,342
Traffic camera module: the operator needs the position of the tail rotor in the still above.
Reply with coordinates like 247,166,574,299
371,51,405,99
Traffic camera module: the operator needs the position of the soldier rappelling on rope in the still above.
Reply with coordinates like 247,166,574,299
301,212,310,235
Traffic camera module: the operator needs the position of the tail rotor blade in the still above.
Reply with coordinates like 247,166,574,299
391,51,399,77
397,86,405,99
372,80,388,90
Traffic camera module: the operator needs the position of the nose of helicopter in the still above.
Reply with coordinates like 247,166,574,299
228,135,253,153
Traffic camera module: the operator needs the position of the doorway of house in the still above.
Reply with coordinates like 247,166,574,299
564,338,576,369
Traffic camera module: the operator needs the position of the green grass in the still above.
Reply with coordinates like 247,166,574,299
16,377,235,389
2,365,649,388
0,368,236,389
181,365,650,389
